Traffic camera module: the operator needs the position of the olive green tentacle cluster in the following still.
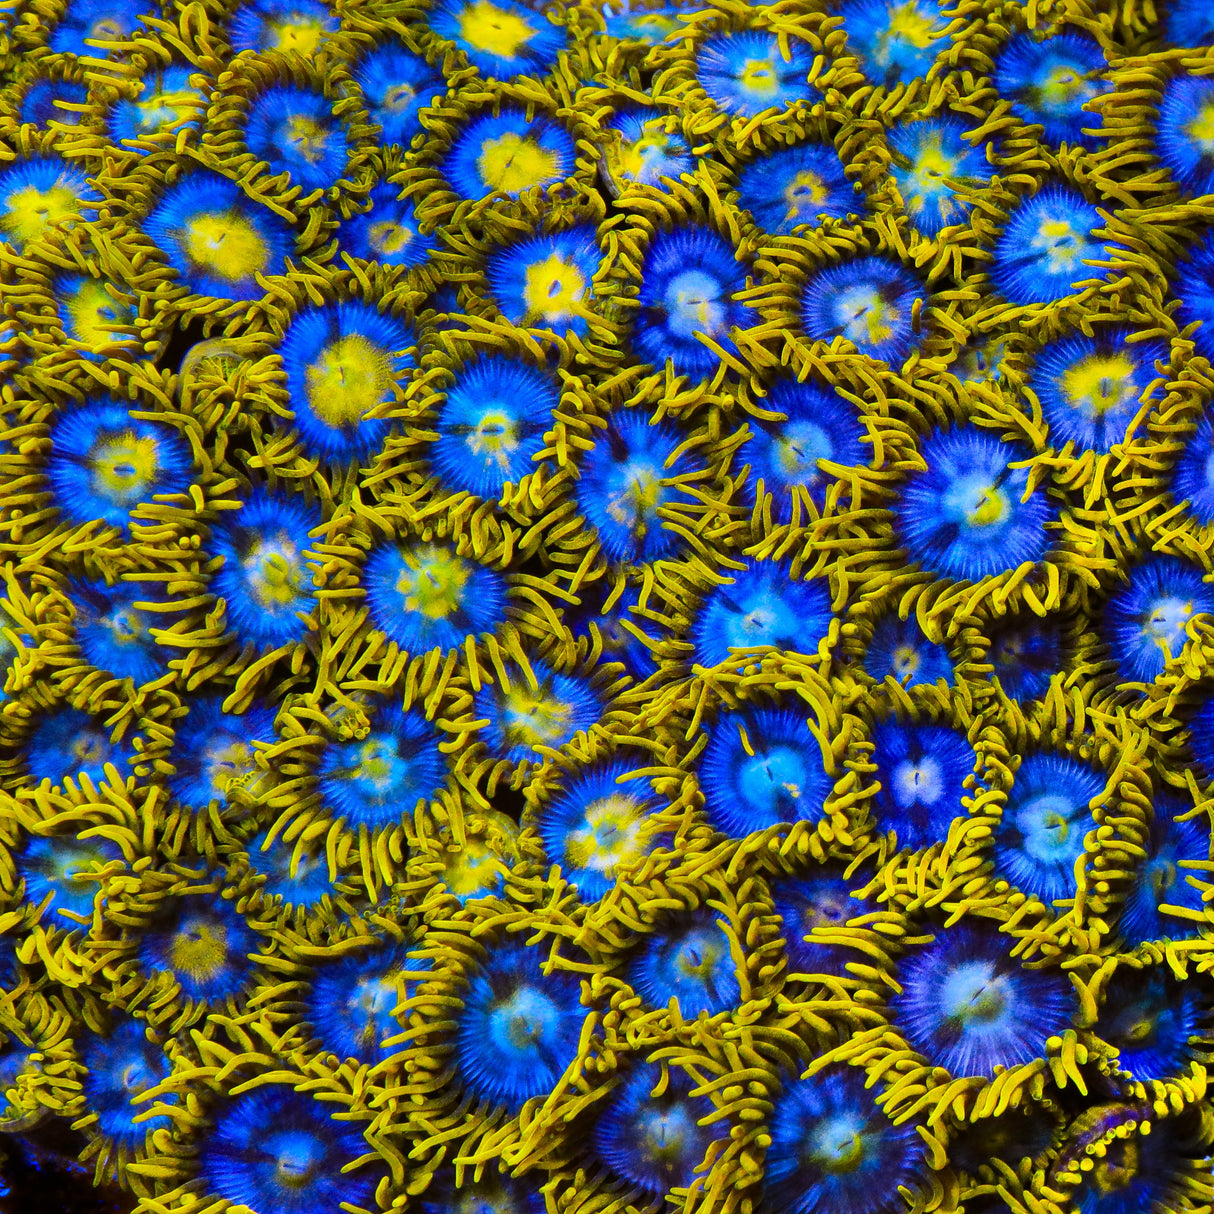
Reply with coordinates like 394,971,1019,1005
1,0,1214,1211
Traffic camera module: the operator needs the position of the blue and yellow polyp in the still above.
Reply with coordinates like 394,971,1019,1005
3,1,1214,1212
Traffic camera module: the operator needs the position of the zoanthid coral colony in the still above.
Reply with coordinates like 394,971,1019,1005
4,0,1214,1212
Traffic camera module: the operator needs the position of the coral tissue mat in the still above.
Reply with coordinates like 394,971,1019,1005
3,0,1214,1212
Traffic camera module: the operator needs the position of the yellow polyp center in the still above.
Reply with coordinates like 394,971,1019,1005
1033,219,1084,272
442,838,505,897
242,535,308,609
562,793,648,875
501,685,572,747
965,986,1004,1021
457,0,534,57
892,643,920,679
884,2,936,49
1150,859,1177,897
72,731,111,766
1039,64,1087,107
477,131,558,194
105,606,146,649
353,738,395,787
273,1143,324,1190
1124,1012,1157,1044
956,338,1006,382
182,212,270,283
1142,595,1194,664
965,486,1007,528
1043,811,1069,842
807,890,850,930
837,285,895,348
87,16,126,42
268,18,326,56
367,219,415,256
394,547,470,620
66,279,128,350
304,333,395,428
1186,100,1214,155
522,252,587,323
89,431,159,504
135,89,203,133
739,57,780,96
996,637,1024,665
783,169,828,220
203,737,259,797
605,467,663,535
168,916,229,982
119,1062,151,1097
914,142,956,178
282,114,330,165
61,850,104,884
904,142,964,219
467,410,520,467
0,184,82,246
619,119,671,177
638,1108,692,1166
1091,1141,1138,1195
676,291,716,332
774,422,830,477
381,83,417,112
677,935,723,980
941,961,1009,1030
807,1120,867,1174
1060,353,1137,415
624,141,659,176
832,1135,865,1171
350,974,396,1029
